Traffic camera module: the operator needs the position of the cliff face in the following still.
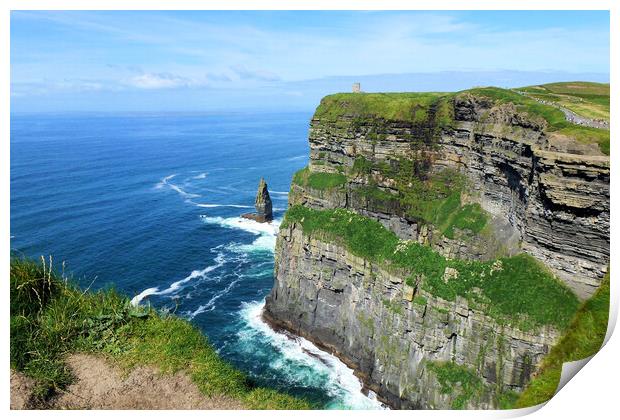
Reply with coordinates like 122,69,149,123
290,93,609,298
265,90,610,409
265,224,561,409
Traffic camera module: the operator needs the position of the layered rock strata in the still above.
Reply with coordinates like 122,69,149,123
265,91,610,409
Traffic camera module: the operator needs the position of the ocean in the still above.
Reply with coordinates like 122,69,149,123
10,111,383,409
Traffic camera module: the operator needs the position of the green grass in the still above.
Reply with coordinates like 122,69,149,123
10,256,313,409
413,296,428,306
314,92,453,125
514,270,610,408
427,361,484,409
443,203,488,239
282,206,579,330
555,125,610,155
463,87,564,127
519,82,609,121
313,85,609,155
292,166,347,190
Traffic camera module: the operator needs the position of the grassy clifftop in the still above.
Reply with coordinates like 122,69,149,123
518,81,610,121
312,82,609,155
314,92,454,125
10,256,312,409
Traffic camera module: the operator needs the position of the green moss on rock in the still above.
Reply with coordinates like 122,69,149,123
292,166,347,190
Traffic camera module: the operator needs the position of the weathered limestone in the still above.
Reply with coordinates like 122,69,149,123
294,96,609,298
265,93,609,409
265,223,559,409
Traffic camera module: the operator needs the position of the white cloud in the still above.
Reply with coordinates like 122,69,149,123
127,72,194,89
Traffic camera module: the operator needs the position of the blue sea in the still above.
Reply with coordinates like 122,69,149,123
10,112,383,409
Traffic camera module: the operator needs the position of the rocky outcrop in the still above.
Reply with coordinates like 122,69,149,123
242,178,273,223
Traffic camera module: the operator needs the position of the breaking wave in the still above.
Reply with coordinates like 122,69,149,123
200,216,280,252
237,300,386,410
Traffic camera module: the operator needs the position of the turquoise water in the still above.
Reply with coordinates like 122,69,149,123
10,112,383,409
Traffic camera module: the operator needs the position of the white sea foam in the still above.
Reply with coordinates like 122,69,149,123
188,278,240,320
155,174,177,189
238,301,386,410
155,173,200,198
287,155,307,161
192,172,208,180
195,203,254,209
130,253,226,306
270,191,289,196
201,216,281,252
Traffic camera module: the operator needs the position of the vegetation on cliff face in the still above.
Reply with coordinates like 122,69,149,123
426,361,484,409
10,256,312,409
353,157,488,239
292,166,347,190
282,205,579,330
514,270,610,408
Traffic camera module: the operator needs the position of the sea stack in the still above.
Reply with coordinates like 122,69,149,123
241,177,273,223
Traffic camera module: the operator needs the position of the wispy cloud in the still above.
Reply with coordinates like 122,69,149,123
231,65,280,82
127,72,194,89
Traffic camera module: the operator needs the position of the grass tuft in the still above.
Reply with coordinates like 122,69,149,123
427,361,483,409
292,166,347,190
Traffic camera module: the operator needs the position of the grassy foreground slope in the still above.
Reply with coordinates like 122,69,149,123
10,256,312,409
514,270,610,408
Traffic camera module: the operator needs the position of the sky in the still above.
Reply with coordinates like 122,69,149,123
10,10,610,112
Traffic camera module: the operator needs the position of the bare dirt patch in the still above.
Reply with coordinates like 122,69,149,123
10,370,37,409
11,353,245,410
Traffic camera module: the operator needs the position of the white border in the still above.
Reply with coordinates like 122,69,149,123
2,2,616,420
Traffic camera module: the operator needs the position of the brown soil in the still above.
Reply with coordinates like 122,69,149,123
10,371,37,409
11,353,245,410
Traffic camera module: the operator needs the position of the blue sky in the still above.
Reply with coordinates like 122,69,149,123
10,10,610,112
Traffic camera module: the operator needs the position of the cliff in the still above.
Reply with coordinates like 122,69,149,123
265,85,610,409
